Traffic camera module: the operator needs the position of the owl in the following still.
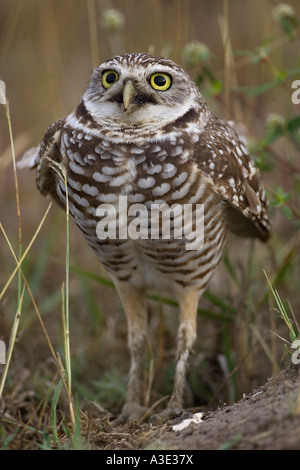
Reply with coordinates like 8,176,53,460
20,53,270,425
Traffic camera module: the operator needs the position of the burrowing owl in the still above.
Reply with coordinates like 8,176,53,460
20,53,270,424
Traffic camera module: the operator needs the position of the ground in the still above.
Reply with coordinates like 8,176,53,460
88,365,300,450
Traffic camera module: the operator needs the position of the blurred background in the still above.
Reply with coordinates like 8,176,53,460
0,0,300,430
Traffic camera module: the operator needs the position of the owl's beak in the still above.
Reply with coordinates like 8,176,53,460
123,80,137,113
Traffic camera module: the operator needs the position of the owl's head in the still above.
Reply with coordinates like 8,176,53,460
82,53,208,131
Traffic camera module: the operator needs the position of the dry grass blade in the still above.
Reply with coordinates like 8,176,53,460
0,203,52,302
0,219,74,434
0,221,59,367
2,94,22,300
250,323,280,373
0,285,25,399
86,0,99,68
0,86,24,401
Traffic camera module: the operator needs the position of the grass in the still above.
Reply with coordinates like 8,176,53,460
1,0,300,450
265,270,300,371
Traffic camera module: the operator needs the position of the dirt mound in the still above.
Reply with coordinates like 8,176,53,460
90,365,300,450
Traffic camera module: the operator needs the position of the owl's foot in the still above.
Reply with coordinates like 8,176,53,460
149,406,190,426
113,402,149,425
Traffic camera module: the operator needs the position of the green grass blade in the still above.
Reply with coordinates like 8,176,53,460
50,379,64,449
264,270,298,343
223,253,241,288
203,290,236,315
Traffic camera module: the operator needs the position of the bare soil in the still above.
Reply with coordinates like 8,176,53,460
89,365,300,450
2,365,299,450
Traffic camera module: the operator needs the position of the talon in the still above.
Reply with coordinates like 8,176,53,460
181,411,192,420
113,403,148,425
149,407,184,426
149,413,160,427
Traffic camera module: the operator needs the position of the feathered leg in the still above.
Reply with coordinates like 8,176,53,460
113,280,149,423
150,287,200,425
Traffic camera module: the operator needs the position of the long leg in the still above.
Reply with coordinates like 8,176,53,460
113,280,149,423
151,287,201,424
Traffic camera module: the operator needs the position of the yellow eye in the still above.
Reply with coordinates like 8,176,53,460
150,73,172,91
102,70,119,88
